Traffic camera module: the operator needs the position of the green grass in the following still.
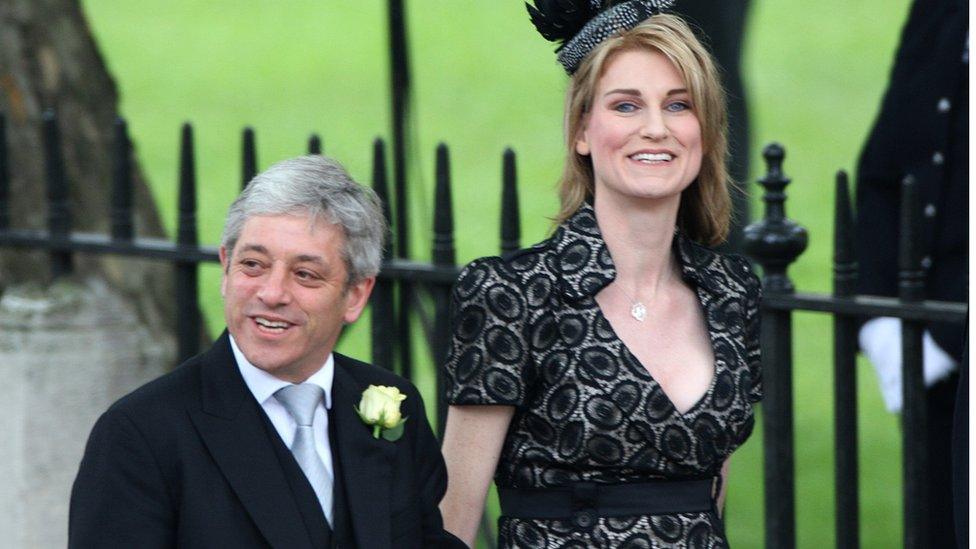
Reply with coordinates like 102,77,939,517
81,1,912,546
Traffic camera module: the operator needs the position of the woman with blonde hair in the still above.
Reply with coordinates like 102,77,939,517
439,2,761,546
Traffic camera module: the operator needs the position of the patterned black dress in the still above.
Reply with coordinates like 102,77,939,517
444,205,762,548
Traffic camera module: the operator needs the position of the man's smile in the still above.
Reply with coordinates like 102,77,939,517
252,315,295,333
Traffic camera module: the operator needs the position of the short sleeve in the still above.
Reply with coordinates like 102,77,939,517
742,263,763,404
443,258,531,406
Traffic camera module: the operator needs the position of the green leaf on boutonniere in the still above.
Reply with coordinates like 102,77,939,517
381,417,407,442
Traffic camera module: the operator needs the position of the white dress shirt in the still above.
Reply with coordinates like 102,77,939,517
229,335,335,484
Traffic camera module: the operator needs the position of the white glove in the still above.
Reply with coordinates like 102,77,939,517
858,317,958,413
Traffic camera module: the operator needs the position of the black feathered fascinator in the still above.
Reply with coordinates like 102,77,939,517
526,0,675,74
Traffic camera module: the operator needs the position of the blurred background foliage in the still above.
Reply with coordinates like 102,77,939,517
81,1,913,546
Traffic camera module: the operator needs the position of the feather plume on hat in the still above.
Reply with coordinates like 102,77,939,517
525,0,675,73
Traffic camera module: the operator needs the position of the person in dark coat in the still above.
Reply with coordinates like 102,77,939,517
855,1,967,546
69,156,465,549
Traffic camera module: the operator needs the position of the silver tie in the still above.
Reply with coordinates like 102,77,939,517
274,383,333,526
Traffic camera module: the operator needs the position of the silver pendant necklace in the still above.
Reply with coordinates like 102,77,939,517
612,259,676,323
630,301,647,322
614,284,648,322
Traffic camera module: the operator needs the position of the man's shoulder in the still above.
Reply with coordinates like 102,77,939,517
105,354,202,421
334,353,416,394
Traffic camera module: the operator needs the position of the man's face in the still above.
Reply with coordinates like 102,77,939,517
220,214,374,383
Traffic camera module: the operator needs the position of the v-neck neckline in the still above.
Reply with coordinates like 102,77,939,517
552,204,725,420
591,273,721,421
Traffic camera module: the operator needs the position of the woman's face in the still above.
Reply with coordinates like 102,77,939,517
575,48,702,205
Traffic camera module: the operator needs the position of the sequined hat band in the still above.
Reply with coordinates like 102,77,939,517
545,0,675,74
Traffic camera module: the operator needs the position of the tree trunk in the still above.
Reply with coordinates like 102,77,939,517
0,0,175,334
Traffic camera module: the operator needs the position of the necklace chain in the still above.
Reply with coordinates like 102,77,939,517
612,262,677,323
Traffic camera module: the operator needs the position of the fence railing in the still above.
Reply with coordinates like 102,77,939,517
0,112,967,548
742,144,967,549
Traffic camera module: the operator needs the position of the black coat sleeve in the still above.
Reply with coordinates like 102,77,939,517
69,408,175,549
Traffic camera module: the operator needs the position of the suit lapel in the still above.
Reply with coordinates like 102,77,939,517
186,332,313,549
328,409,353,547
331,355,395,549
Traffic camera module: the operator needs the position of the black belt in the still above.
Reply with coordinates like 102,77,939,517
498,478,716,529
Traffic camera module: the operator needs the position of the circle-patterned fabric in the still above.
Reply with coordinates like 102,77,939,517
445,205,762,548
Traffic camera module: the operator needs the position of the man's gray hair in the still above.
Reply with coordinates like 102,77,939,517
221,155,387,284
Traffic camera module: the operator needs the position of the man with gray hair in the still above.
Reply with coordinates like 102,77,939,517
69,156,465,548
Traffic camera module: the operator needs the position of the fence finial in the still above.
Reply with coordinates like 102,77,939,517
177,123,197,247
43,109,73,277
833,171,856,294
0,111,9,231
431,142,455,436
500,148,520,255
307,133,322,155
369,137,396,372
371,138,393,259
433,143,455,266
241,126,257,190
742,143,808,293
831,169,860,547
176,122,201,362
111,117,134,241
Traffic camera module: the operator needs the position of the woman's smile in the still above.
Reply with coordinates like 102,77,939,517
575,48,703,204
627,148,677,165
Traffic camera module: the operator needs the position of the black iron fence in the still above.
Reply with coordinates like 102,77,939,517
0,112,967,548
742,144,967,549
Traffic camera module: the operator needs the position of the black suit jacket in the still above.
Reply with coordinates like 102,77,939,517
69,332,465,549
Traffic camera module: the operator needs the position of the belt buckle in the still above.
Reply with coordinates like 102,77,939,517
570,482,598,531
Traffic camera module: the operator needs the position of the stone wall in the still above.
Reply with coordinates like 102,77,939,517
0,278,173,548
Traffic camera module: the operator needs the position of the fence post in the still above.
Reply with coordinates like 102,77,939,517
307,134,322,155
176,123,201,363
387,0,410,261
898,175,928,548
742,143,808,549
371,138,396,371
242,126,257,190
0,112,9,231
111,118,134,241
500,148,520,255
387,0,414,382
431,143,455,436
833,170,859,549
42,110,73,278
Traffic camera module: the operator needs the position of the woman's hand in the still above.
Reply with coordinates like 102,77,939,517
439,404,515,547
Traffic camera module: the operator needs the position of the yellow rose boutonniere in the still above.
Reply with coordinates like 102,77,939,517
355,385,408,441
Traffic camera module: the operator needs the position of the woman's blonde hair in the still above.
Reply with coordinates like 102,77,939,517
555,13,731,246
